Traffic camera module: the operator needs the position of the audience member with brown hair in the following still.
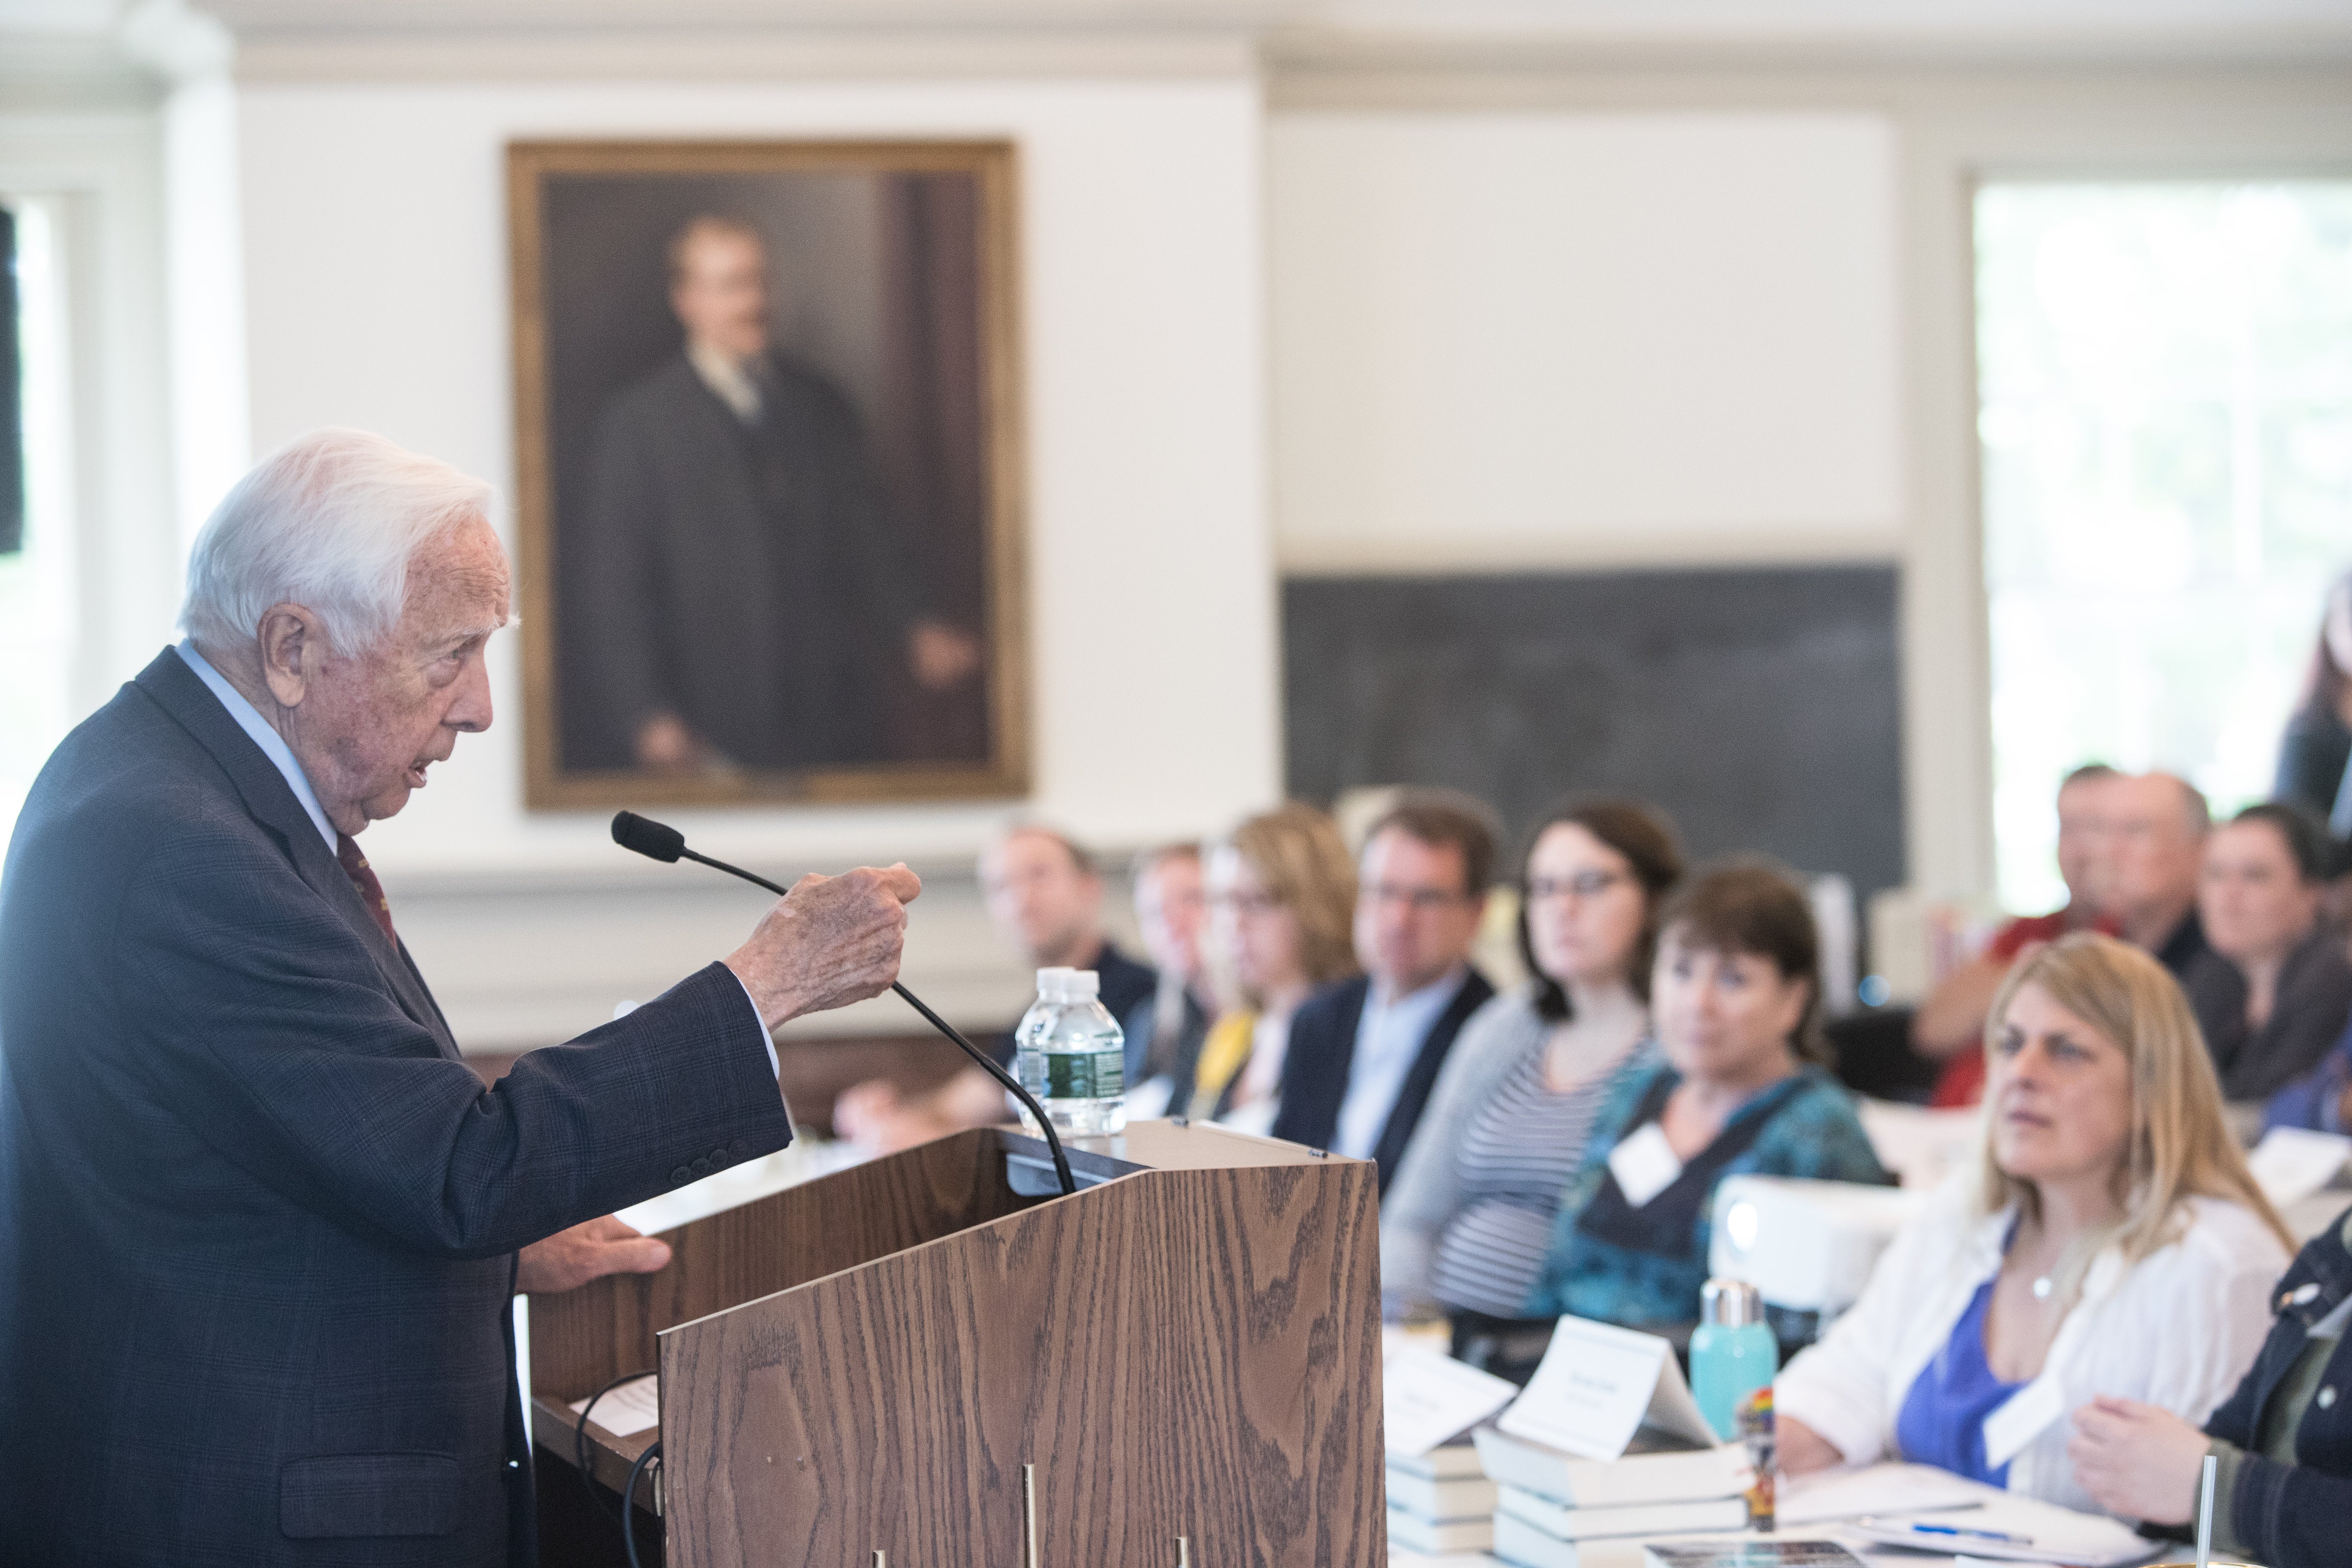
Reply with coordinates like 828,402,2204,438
1779,934,2292,1514
1123,842,1217,1119
2184,802,2352,1104
1525,859,1891,1330
1382,797,1685,1318
1188,803,1360,1132
1271,790,1500,1192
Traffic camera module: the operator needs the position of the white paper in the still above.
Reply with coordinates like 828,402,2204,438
1608,1124,1685,1208
567,1373,660,1436
1498,1316,1717,1460
1778,1461,1985,1525
2247,1127,2352,1207
1384,1346,1520,1458
1981,1375,2067,1470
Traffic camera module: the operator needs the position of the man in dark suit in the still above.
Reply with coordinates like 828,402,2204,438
0,430,919,1566
1273,794,1498,1194
568,212,980,773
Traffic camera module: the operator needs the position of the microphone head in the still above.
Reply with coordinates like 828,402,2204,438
611,811,687,864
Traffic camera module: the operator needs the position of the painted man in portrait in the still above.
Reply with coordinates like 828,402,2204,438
571,214,979,773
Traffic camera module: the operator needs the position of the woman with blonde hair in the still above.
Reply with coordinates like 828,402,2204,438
1188,803,1360,1132
1776,933,2293,1515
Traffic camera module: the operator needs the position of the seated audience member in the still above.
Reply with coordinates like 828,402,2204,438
2272,569,2352,834
2184,802,2352,1104
1124,842,1218,1120
978,824,1157,1033
1523,861,1892,1330
2070,1205,2352,1568
1189,804,1360,1133
1273,792,1500,1192
1384,798,1685,1319
835,823,1154,1152
1917,764,2120,1107
2106,770,2213,974
1776,934,2292,1516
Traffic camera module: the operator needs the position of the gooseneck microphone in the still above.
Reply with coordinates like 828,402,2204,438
610,811,1077,1197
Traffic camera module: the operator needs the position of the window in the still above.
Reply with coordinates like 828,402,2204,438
0,196,74,843
1976,181,2352,913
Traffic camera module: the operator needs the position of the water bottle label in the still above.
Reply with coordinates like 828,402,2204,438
1042,1048,1124,1100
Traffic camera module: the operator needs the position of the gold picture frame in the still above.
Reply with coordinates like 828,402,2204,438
508,138,1029,809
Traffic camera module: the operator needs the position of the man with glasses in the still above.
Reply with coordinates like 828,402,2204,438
1272,793,1498,1194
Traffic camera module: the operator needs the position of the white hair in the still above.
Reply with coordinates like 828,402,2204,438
180,428,495,656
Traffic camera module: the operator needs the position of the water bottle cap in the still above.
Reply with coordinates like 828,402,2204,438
1062,969,1101,999
1035,966,1078,997
1701,1277,1765,1327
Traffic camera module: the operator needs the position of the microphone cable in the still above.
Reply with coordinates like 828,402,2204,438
609,811,1078,1197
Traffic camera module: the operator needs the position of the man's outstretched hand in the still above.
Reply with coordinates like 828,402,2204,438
517,1215,673,1295
726,864,922,1029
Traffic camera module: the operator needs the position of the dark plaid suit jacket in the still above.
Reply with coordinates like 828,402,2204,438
0,650,795,1566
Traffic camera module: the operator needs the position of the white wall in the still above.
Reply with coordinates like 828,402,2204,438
232,75,1279,882
1269,110,1903,570
213,72,1272,1046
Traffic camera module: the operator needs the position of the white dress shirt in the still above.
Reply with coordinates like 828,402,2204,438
1332,966,1467,1160
688,340,764,423
172,641,779,1078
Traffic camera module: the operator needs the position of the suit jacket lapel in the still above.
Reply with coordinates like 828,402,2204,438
1369,969,1496,1191
132,650,462,1060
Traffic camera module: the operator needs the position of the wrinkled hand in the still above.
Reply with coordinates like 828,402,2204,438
2068,1396,2208,1524
726,864,922,1028
516,1216,672,1295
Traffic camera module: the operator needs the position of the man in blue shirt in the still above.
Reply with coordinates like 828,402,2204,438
1273,793,1497,1193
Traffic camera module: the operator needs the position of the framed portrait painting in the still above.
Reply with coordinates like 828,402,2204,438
508,139,1028,808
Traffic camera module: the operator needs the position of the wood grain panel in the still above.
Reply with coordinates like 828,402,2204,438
528,1127,1035,1403
657,1152,1384,1568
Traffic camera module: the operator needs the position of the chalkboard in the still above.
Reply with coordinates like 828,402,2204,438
1283,565,1906,901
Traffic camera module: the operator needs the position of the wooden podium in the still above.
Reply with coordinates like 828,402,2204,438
529,1120,1386,1568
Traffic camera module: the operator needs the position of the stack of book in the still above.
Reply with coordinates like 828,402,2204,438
1475,1424,1754,1568
1384,1438,1499,1557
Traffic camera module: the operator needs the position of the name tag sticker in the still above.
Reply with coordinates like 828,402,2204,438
1981,1375,2067,1470
1607,1124,1685,1209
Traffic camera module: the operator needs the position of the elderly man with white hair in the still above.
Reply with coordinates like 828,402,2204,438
0,429,920,1566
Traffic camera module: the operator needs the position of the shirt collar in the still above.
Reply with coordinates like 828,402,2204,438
1367,964,1468,1019
174,640,339,854
687,340,764,423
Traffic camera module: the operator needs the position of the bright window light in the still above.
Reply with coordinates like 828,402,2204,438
0,196,75,851
1976,181,2352,914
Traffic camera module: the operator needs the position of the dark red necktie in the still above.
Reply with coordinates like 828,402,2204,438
336,833,398,945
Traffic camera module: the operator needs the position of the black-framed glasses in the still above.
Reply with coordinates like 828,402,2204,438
1525,870,1630,902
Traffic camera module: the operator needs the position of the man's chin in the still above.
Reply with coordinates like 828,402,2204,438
360,783,414,824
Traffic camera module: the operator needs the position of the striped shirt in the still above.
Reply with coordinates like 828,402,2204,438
1426,1035,1651,1317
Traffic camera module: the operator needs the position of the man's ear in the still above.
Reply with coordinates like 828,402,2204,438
255,603,324,708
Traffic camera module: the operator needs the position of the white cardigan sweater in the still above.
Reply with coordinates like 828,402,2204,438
1774,1177,2289,1516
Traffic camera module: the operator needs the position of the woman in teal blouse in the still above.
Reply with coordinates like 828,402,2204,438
1525,860,1891,1329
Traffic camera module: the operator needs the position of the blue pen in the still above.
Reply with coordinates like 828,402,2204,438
1894,1523,2032,1545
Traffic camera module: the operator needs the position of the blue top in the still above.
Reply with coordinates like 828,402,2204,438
1894,1275,2024,1487
1522,1063,1893,1327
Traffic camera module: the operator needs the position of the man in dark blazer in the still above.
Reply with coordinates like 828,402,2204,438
566,213,980,774
1273,795,1498,1194
0,430,919,1567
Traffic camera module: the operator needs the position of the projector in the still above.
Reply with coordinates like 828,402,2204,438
1709,1176,1922,1317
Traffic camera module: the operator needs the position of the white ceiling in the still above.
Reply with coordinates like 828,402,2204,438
4,0,2351,58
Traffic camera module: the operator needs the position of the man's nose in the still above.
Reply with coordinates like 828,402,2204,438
447,655,494,733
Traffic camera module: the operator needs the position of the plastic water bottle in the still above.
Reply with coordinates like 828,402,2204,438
1691,1277,1778,1443
1030,968,1126,1137
1011,968,1076,1137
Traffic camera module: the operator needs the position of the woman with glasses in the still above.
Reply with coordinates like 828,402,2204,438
1776,934,2291,1515
1186,803,1361,1132
1382,798,1684,1322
